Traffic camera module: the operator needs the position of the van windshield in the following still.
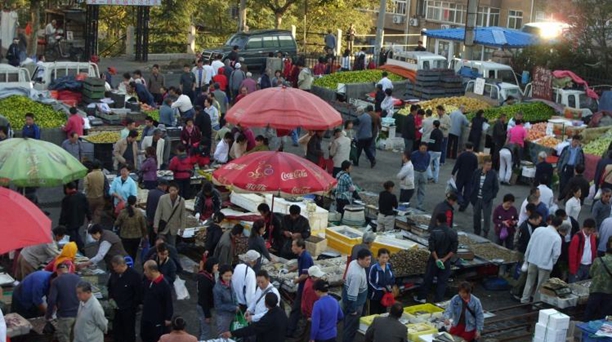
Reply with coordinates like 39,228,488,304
498,69,518,85
225,34,248,49
432,60,446,69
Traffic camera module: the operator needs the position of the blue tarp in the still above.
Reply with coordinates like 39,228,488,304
599,91,612,112
423,27,537,48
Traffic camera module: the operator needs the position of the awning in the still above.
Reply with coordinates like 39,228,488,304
423,26,537,48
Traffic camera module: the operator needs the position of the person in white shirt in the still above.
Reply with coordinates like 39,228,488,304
45,20,57,43
232,250,260,310
170,88,195,118
380,88,395,118
141,129,165,168
214,132,233,164
204,97,220,130
397,151,415,203
35,55,46,81
246,269,281,323
521,216,565,303
329,128,351,177
377,71,393,91
203,59,214,85
565,186,582,221
537,178,555,211
211,54,224,76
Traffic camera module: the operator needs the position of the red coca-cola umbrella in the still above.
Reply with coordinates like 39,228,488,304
212,151,337,197
225,86,343,131
0,187,52,254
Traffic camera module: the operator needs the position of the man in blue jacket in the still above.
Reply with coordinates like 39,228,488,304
12,270,53,318
452,142,479,211
470,158,499,238
443,282,484,341
129,81,155,107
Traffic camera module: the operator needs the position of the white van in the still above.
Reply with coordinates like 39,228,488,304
31,62,100,91
452,59,520,86
465,79,523,107
0,65,32,90
386,51,448,71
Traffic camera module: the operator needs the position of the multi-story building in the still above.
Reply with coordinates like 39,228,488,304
372,0,547,57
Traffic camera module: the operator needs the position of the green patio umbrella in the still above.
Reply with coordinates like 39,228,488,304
0,138,88,187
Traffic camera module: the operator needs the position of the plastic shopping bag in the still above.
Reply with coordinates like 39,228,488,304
230,311,248,332
173,276,190,300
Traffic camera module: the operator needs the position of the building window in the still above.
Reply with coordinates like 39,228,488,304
535,11,547,21
392,0,407,15
507,10,523,29
425,1,465,24
416,0,426,16
477,7,500,27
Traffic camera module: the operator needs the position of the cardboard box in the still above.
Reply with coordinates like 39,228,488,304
305,236,327,256
535,322,568,342
538,309,570,330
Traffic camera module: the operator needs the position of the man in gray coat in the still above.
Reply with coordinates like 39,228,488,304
365,303,407,342
74,282,107,342
153,183,186,246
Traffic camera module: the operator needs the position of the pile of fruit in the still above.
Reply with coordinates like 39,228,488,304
398,96,491,116
0,96,66,129
534,136,561,149
144,109,160,122
312,70,404,89
466,102,555,122
583,131,612,155
527,123,548,141
84,131,121,144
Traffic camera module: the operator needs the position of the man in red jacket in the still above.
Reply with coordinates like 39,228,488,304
568,218,597,283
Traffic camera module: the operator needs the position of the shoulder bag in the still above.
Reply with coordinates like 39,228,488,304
159,197,181,232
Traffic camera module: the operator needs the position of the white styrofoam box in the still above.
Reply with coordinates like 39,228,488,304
535,323,568,342
538,309,570,330
261,194,329,230
522,166,536,178
540,293,578,309
230,192,265,213
308,210,329,231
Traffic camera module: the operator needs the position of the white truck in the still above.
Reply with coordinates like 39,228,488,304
386,51,448,71
452,59,521,87
523,78,598,117
464,79,523,106
29,62,101,91
0,65,33,90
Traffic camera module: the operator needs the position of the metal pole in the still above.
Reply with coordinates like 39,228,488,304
463,0,479,60
374,0,387,65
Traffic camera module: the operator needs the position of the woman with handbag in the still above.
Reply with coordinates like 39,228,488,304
368,248,396,314
115,195,148,261
180,118,202,154
493,194,518,249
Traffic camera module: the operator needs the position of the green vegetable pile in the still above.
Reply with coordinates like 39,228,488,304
0,96,66,129
583,131,612,155
313,70,404,90
146,109,160,122
466,102,555,123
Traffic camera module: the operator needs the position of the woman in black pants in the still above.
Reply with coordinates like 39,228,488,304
114,195,147,262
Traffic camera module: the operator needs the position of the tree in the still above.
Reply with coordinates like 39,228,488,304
252,0,301,28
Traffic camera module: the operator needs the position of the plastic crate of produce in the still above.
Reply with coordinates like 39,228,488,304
359,314,379,332
371,236,420,255
407,323,438,341
404,304,445,321
325,226,364,245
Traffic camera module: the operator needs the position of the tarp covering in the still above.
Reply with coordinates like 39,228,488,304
423,27,537,48
552,70,599,100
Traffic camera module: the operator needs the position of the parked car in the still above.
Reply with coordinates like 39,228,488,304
202,29,298,70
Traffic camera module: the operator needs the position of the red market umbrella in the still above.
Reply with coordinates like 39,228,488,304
225,86,343,131
212,151,337,197
0,187,52,254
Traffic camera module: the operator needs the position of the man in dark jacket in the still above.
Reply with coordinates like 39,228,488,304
146,180,168,244
46,263,80,342
365,303,408,342
428,193,457,230
108,255,142,342
560,164,590,204
452,142,479,211
470,158,499,237
557,135,585,198
194,106,212,154
402,105,417,154
143,236,182,273
6,37,21,66
141,260,173,342
151,243,177,284
59,182,91,252
374,84,385,113
280,205,311,259
129,81,155,107
491,113,507,171
221,293,288,342
535,151,554,188
415,213,458,303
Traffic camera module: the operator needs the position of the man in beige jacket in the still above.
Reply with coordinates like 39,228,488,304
153,183,186,246
113,130,139,170
84,161,106,224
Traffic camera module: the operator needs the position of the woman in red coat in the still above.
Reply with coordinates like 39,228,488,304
168,144,194,199
180,118,202,153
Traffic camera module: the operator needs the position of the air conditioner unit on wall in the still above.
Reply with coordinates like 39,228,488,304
393,15,406,24
410,17,419,26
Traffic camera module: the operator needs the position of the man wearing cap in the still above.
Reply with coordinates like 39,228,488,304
230,64,247,100
301,266,326,321
311,279,344,342
232,250,259,312
141,129,166,169
246,270,280,323
46,263,81,342
287,238,314,337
